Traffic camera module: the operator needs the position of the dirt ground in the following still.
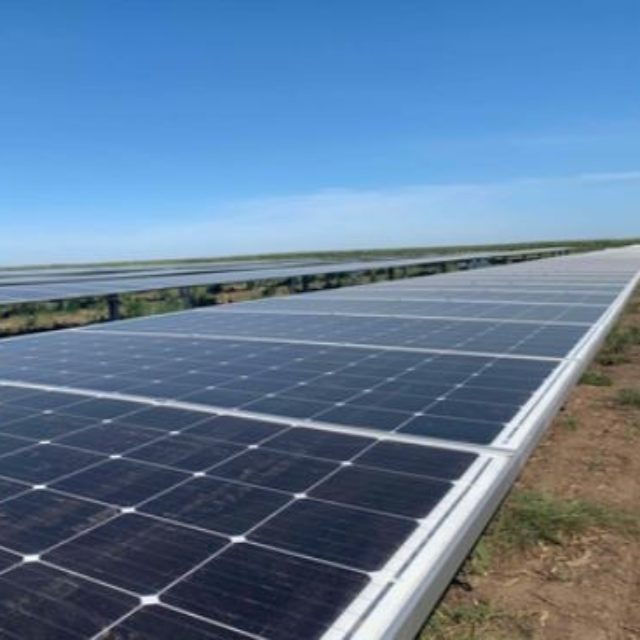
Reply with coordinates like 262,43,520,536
420,295,640,640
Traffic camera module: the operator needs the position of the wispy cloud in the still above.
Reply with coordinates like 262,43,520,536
414,120,640,152
1,170,639,264
573,170,640,184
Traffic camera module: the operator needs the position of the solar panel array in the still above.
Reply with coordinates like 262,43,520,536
0,258,330,286
0,248,564,305
0,246,637,640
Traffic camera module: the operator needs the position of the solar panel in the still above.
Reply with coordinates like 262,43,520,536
0,332,557,444
0,248,565,305
0,246,638,639
97,309,591,357
0,258,328,285
0,386,490,640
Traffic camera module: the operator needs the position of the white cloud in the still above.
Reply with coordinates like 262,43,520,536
1,170,639,265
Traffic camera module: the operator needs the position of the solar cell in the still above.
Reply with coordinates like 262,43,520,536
105,606,252,639
126,434,245,471
308,465,452,518
140,476,291,535
45,514,227,594
261,427,374,459
0,444,104,484
51,458,189,507
0,490,115,553
211,448,340,492
162,543,368,640
249,499,417,570
0,564,137,640
56,422,161,454
0,412,97,440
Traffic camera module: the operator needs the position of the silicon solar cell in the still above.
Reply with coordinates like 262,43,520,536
0,247,639,639
162,543,369,640
0,564,138,639
0,477,27,501
0,490,116,553
126,435,245,471
51,458,190,507
249,499,417,570
0,444,104,483
106,606,251,639
45,514,228,594
0,433,31,456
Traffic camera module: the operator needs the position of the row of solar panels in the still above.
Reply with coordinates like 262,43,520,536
0,245,637,639
0,247,566,305
0,257,333,286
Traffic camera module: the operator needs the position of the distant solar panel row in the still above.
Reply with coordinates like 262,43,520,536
0,246,638,640
0,258,330,286
0,248,564,305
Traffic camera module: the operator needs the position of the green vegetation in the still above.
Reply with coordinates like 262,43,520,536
626,420,640,438
420,601,533,640
579,370,612,386
471,490,638,565
596,325,640,366
559,414,579,431
426,489,640,638
615,388,640,409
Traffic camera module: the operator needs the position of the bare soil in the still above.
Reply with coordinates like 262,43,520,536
421,297,640,640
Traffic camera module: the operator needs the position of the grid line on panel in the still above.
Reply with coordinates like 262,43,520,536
90,603,261,640
31,477,387,639
215,294,610,323
311,293,609,307
336,460,495,640
82,299,594,358
80,328,556,442
360,285,624,295
81,327,564,362
0,442,458,636
2,331,552,448
0,318,562,449
0,426,481,507
0,389,482,567
0,379,496,456
198,307,594,327
235,290,601,305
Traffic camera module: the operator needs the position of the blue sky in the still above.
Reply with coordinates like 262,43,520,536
1,0,639,264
